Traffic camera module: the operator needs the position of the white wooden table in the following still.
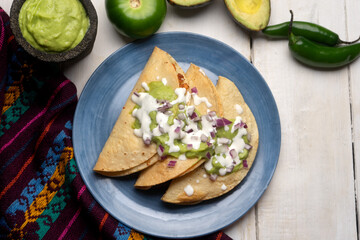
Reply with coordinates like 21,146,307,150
4,0,360,239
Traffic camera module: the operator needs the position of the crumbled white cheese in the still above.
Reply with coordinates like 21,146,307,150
184,184,194,196
141,82,149,91
235,104,243,115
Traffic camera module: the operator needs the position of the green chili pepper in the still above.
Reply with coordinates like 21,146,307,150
263,21,360,46
288,11,360,68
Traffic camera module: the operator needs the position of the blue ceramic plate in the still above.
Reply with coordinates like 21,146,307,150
73,32,281,239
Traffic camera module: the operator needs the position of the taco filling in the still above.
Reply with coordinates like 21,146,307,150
131,80,217,161
131,79,252,178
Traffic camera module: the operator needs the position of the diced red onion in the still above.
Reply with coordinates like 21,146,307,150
187,144,193,150
210,174,217,181
193,116,201,122
218,138,230,145
206,141,212,147
133,92,140,97
186,129,194,133
190,112,201,122
157,106,167,113
243,160,248,168
238,121,247,129
190,112,198,120
233,122,241,130
187,107,194,117
205,115,213,122
210,131,215,138
244,144,252,150
178,113,186,120
215,119,225,127
144,138,151,145
206,152,212,159
200,134,208,142
167,160,177,168
191,87,198,94
174,126,181,133
247,133,252,141
226,165,234,173
157,144,164,156
157,102,173,113
229,149,237,159
223,118,232,125
161,155,167,161
208,111,216,117
215,118,232,128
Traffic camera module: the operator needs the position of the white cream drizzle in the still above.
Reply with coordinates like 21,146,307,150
192,93,212,108
131,93,160,143
141,82,149,91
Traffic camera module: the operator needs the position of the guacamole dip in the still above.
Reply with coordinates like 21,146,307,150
19,0,89,53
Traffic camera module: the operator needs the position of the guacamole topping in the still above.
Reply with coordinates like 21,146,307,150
19,0,89,53
131,80,252,178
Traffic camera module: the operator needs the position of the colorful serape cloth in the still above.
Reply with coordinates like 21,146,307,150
0,8,233,240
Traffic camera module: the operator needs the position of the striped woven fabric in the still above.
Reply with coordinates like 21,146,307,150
0,8,232,240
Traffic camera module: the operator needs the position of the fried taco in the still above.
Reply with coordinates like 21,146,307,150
134,64,224,188
161,76,259,204
93,47,189,176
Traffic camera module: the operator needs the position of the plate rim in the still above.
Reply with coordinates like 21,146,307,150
73,31,281,239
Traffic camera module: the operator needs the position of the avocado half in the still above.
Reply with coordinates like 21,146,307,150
167,0,213,8
224,0,270,31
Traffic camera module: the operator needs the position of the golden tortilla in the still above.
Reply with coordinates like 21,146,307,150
134,64,223,188
93,47,188,176
161,76,259,204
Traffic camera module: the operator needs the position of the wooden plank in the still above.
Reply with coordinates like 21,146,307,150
346,0,360,238
253,1,357,239
225,208,257,240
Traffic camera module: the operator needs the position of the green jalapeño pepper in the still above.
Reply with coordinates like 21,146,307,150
105,0,167,39
263,21,360,46
288,11,360,68
289,34,360,68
